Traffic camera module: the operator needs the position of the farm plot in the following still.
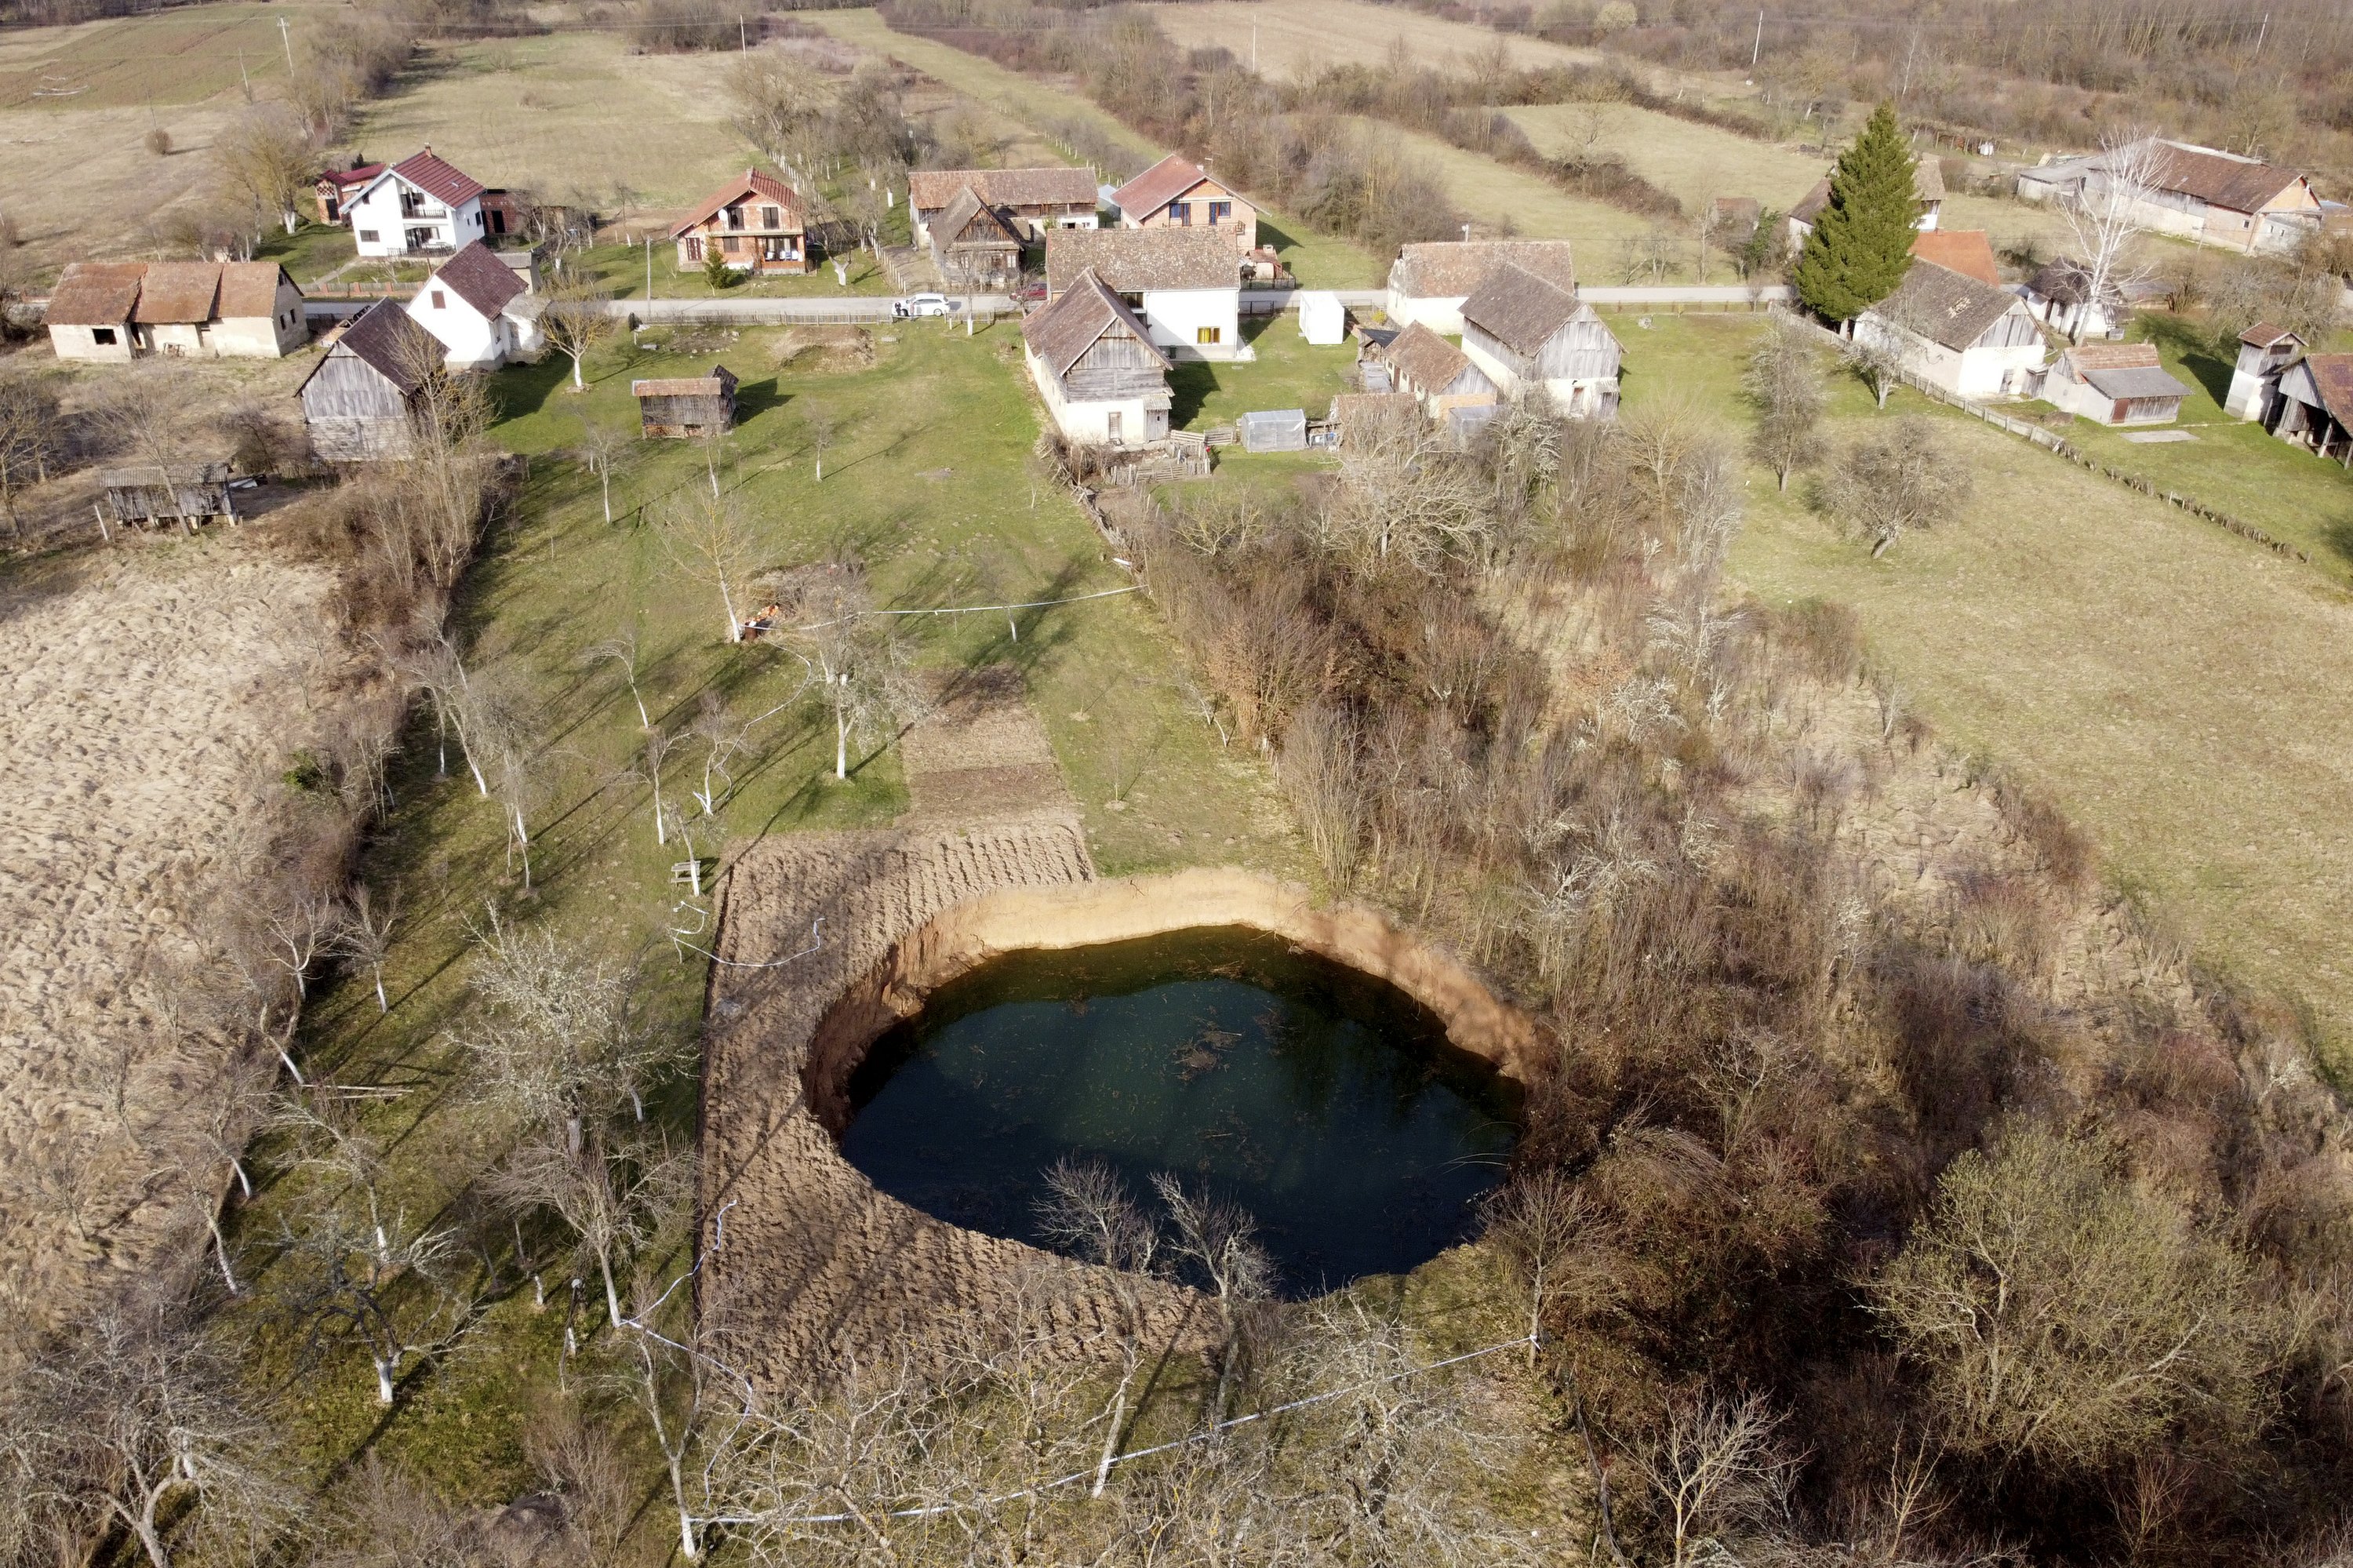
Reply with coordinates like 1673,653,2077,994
1506,100,1824,212
1151,0,1606,78
0,540,348,1325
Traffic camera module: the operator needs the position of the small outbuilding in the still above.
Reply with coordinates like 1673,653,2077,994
2043,343,2191,425
1382,321,1498,420
631,366,738,438
1238,408,1307,453
1297,291,1346,346
101,462,236,531
2225,322,2303,420
2268,353,2353,466
2023,256,2127,342
296,299,447,462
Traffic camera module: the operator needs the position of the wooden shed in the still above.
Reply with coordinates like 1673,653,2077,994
631,366,737,438
296,300,447,462
1459,263,1623,418
102,462,236,531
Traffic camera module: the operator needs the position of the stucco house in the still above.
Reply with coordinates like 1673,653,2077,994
2225,322,2304,420
1457,263,1623,418
297,300,446,462
1385,239,1579,336
1380,322,1499,423
344,147,491,258
2042,343,2191,425
1854,260,2047,400
406,240,544,370
2017,139,2324,255
909,167,1099,242
1789,159,1945,249
671,169,808,276
1109,154,1258,255
1022,266,1173,448
46,260,306,362
1044,227,1246,362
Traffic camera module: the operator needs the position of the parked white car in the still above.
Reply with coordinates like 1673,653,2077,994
893,293,963,318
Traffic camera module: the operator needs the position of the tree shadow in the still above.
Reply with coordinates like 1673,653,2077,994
2322,515,2353,569
1169,361,1220,429
2138,312,2234,406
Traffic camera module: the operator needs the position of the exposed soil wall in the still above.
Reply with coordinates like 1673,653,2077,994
804,870,1547,1136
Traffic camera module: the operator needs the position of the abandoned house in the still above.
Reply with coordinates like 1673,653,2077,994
46,260,307,362
2225,322,2304,420
2017,139,2326,255
296,299,447,461
1457,262,1624,418
101,461,237,531
909,168,1099,242
1855,260,2047,400
1385,239,1579,336
631,366,738,438
671,169,808,276
1021,266,1173,448
2042,343,2191,425
2023,256,2128,341
926,186,1026,289
1381,320,1500,426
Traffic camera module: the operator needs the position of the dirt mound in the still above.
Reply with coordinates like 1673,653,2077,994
773,323,878,371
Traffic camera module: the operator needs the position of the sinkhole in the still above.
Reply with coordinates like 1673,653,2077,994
837,927,1519,1296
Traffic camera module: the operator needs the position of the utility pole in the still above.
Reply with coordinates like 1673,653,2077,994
739,13,747,49
645,236,653,300
1751,9,1764,68
2254,11,2268,52
278,14,293,71
238,47,249,95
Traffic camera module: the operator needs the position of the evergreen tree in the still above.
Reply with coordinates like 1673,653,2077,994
1794,102,1922,323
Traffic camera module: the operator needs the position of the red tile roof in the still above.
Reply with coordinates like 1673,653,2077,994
1910,229,1999,286
216,261,294,319
426,239,526,318
1111,154,1216,220
45,261,147,326
131,261,221,324
671,169,804,237
318,162,384,190
909,166,1097,212
390,147,486,207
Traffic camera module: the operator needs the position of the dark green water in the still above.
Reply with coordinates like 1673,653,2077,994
839,928,1518,1295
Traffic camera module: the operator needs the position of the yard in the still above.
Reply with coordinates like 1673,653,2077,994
1172,313,1360,431
569,239,897,300
1620,315,2353,1066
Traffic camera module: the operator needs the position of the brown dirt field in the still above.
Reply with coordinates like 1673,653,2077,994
0,537,348,1322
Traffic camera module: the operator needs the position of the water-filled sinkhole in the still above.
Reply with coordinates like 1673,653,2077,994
839,928,1518,1295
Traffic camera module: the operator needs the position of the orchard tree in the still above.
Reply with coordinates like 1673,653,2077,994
1824,416,1971,557
1744,318,1826,490
1795,102,1922,322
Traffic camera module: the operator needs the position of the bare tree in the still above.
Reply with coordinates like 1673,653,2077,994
213,104,317,236
542,278,620,393
615,1271,743,1562
575,413,630,523
583,624,654,731
1822,417,1972,558
656,487,762,644
1319,398,1491,572
2057,130,2165,344
1849,333,1906,410
1744,318,1827,492
0,373,60,542
803,399,838,482
278,1194,470,1406
773,558,922,781
1035,1157,1163,1497
1151,1173,1273,1422
1629,1388,1798,1568
486,1123,689,1330
1278,703,1363,889
727,50,827,179
333,881,399,1013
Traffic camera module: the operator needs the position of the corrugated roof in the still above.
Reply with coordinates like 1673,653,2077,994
2081,363,2191,400
427,240,526,318
301,298,443,396
1911,228,1998,286
390,147,486,207
2146,141,2304,214
1460,262,1582,355
1872,260,2028,352
671,169,804,238
1791,161,1944,225
1390,239,1576,300
1111,153,1214,219
632,365,739,398
1022,267,1169,380
45,260,145,326
217,262,292,319
1046,227,1236,295
910,166,1096,211
132,261,220,324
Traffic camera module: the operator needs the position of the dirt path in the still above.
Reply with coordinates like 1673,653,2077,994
0,542,345,1323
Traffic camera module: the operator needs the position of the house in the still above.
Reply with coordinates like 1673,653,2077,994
297,300,447,462
1381,321,1498,421
406,240,544,369
2042,343,2191,425
671,169,808,276
1787,159,1945,249
631,366,737,438
2017,139,2323,255
45,260,307,362
1297,290,1346,346
2023,256,2127,341
1854,260,2047,400
344,147,492,258
1044,227,1245,362
2225,323,2303,420
1910,228,1998,286
1020,266,1173,448
2264,353,2353,465
926,185,1026,289
101,462,236,530
908,168,1099,242
316,162,384,224
1385,240,1578,336
1108,154,1258,255
1457,263,1623,418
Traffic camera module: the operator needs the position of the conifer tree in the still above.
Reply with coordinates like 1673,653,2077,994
1795,102,1922,323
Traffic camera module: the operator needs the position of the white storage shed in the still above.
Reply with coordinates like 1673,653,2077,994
1297,291,1346,346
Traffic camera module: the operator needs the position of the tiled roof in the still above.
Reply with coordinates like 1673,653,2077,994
671,169,804,238
909,166,1096,211
45,261,146,326
1791,161,1944,225
308,299,443,394
318,162,384,189
1390,239,1576,300
1111,153,1214,219
633,366,739,398
1023,267,1169,379
2239,321,2300,347
1385,321,1476,395
427,239,525,318
2063,343,2161,373
390,146,486,207
131,261,221,324
1911,228,1998,286
2297,354,2353,424
1045,227,1236,294
1460,262,1581,355
216,261,292,319
1872,260,2028,352
934,185,1022,248
2144,141,2304,213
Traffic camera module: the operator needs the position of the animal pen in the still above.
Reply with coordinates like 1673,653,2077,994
100,463,237,533
631,366,738,438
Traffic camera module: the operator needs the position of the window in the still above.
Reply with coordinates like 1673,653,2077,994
685,236,704,261
358,229,380,243
1168,201,1191,226
1208,200,1232,226
1196,326,1221,345
722,235,741,256
761,205,782,230
1107,409,1125,443
431,289,446,309
93,327,117,345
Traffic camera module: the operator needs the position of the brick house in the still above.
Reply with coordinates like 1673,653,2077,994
1109,154,1257,255
671,169,809,276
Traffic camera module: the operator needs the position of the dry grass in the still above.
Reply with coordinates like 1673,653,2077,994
0,1,312,109
1506,100,1823,211
1372,119,1661,259
1152,0,1606,78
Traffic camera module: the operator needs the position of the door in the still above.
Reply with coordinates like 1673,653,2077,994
1106,410,1125,445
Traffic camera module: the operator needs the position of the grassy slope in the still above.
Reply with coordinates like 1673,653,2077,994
1623,315,2353,1059
1507,100,1822,212
231,318,1302,1497
1151,0,1605,78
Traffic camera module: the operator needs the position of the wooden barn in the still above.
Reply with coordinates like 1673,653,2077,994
100,461,236,532
296,300,447,462
1382,321,1498,422
926,185,1026,289
1020,267,1172,447
1458,262,1624,418
632,366,737,438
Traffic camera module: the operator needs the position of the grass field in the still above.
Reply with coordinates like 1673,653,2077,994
1152,0,1606,79
571,241,897,299
1173,315,1358,431
1507,100,1822,212
1374,119,1671,267
1619,315,2353,1060
0,0,312,108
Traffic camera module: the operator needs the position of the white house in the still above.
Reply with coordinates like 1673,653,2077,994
2017,139,2323,256
1044,227,1246,362
2023,256,2126,342
406,240,543,369
45,260,307,362
2225,322,2303,420
1457,263,1623,418
1297,290,1346,346
1386,239,1578,336
1021,266,1173,447
1856,260,2047,400
2042,343,2190,425
345,147,490,259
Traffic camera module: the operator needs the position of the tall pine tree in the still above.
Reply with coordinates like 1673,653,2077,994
1794,102,1922,323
